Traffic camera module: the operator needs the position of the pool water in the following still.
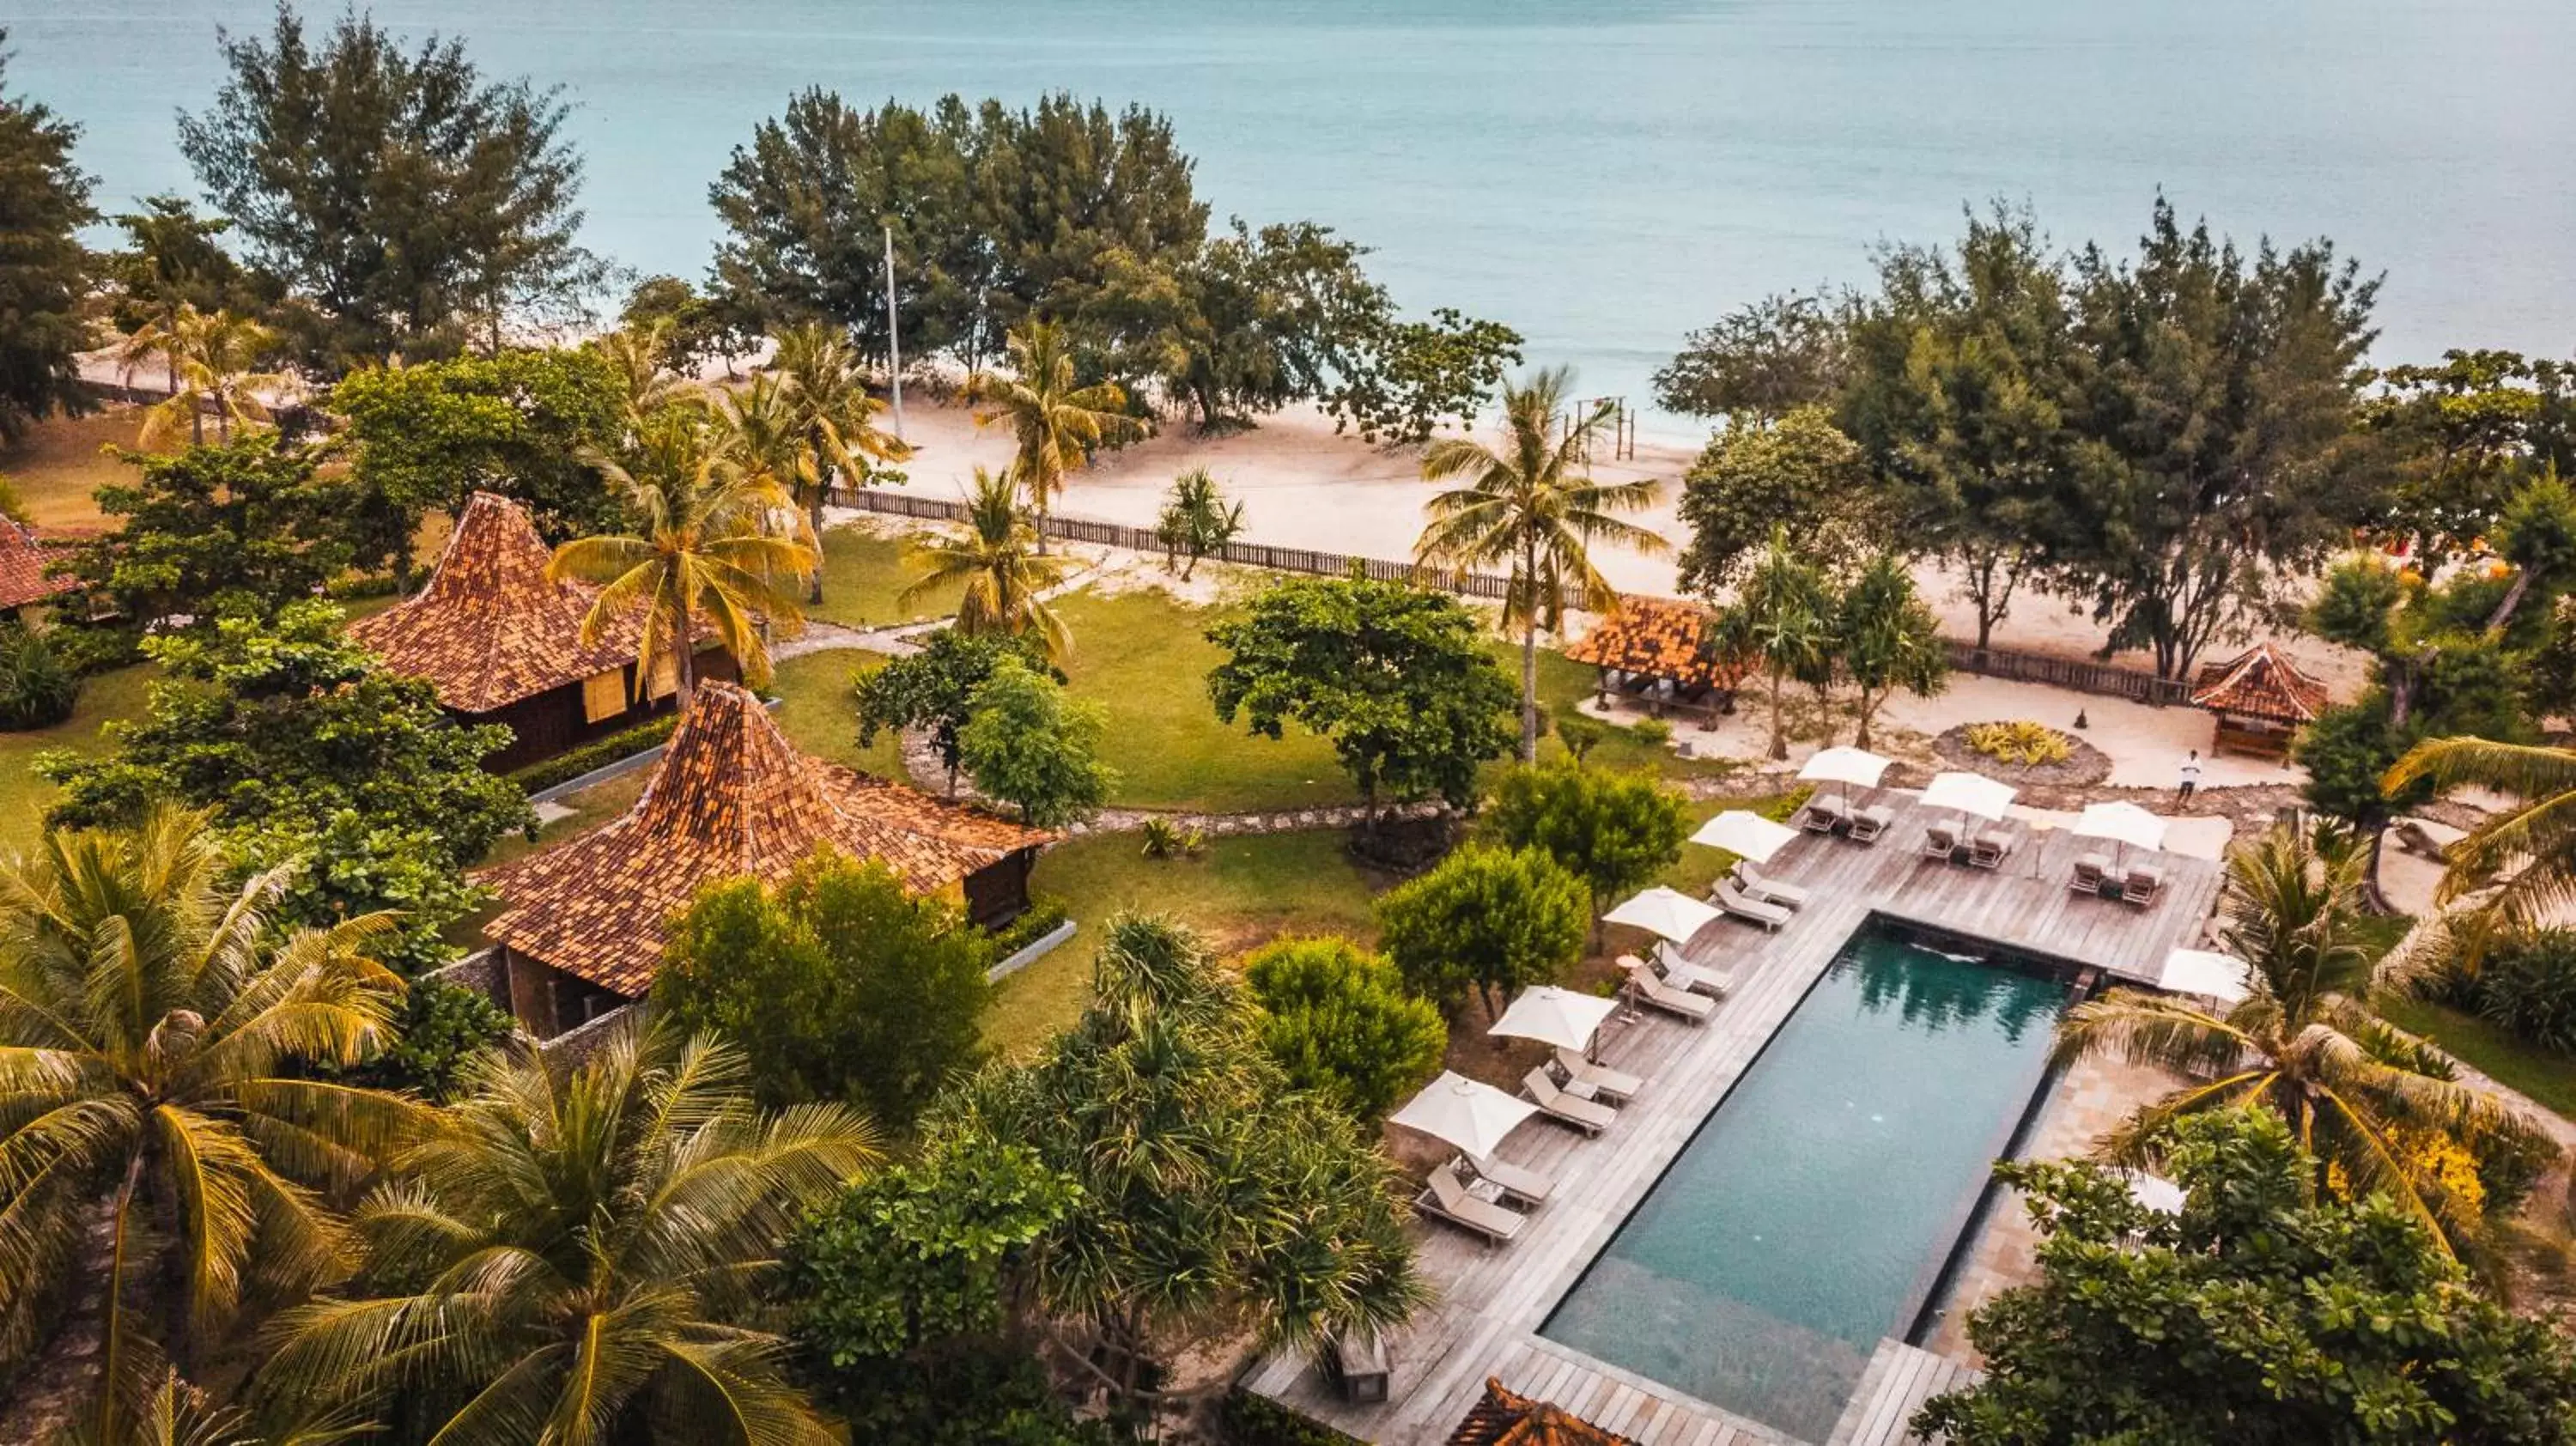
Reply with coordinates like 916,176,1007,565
1540,924,2069,1442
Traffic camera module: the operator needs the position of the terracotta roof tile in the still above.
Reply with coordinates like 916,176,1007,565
0,519,71,611
477,681,1052,997
1562,596,1753,690
346,491,650,713
2190,642,2330,723
1448,1378,1637,1446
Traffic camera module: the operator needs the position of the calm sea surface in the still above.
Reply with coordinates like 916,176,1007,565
11,1,2574,428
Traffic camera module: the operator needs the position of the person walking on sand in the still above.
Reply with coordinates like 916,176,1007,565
2176,749,2201,805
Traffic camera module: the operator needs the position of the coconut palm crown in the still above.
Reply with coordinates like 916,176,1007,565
901,466,1072,662
2383,736,2576,928
263,1024,877,1446
118,305,293,450
1415,367,1667,761
962,319,1145,541
770,323,910,602
0,805,428,1440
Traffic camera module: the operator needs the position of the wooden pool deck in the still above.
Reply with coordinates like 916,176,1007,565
1242,792,2227,1445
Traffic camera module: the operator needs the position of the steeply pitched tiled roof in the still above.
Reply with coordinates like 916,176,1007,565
1562,596,1753,690
1448,1379,1638,1446
2190,641,2330,723
346,491,649,714
477,681,1052,997
0,518,70,611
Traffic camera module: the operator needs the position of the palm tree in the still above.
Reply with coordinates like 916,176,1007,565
0,806,429,1441
2052,823,2525,1258
264,1024,876,1446
771,323,911,604
1708,526,1834,761
961,319,1144,549
902,467,1072,661
2383,737,2576,928
591,319,693,428
1416,368,1668,762
1156,467,1245,580
552,410,816,704
117,305,292,450
1838,552,1947,750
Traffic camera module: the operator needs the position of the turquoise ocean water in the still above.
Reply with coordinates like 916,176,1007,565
9,1,2573,429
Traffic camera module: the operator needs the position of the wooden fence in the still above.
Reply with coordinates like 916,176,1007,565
834,487,2201,708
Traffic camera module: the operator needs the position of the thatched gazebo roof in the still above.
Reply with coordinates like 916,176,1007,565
2189,641,2330,724
1562,597,1753,690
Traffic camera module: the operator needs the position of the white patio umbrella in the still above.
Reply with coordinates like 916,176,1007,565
2126,1172,2188,1215
2159,947,2251,1006
1389,1071,1539,1160
1490,985,1621,1053
1690,809,1799,863
1799,745,1893,791
2074,800,2170,872
1601,885,1722,944
1919,770,2018,823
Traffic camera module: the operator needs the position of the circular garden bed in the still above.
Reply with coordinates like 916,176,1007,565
1930,721,2113,789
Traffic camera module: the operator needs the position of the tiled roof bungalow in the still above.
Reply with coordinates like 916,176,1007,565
0,517,72,618
2189,641,2332,759
475,680,1053,1038
1560,596,1755,721
346,490,738,773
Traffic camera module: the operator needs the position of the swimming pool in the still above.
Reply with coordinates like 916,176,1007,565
1540,920,2069,1443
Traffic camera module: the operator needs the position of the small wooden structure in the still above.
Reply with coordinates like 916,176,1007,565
0,518,71,620
476,681,1052,1038
1561,597,1753,724
1448,1377,1637,1446
2189,642,2330,759
347,491,738,772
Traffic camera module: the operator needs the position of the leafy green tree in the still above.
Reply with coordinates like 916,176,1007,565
1325,306,1523,445
38,600,533,972
957,656,1115,828
927,915,1425,1413
1109,219,1390,429
1376,843,1589,1016
1710,527,1836,761
1676,404,1886,596
264,1024,877,1446
0,806,430,1438
900,468,1072,660
854,629,1051,797
620,274,744,380
553,408,816,701
1242,937,1448,1120
329,346,630,578
1836,554,1947,750
1653,291,1847,423
63,434,347,628
2057,199,2379,678
0,39,95,441
655,852,994,1127
1419,367,1668,762
103,196,267,396
2358,349,2553,565
2053,824,2529,1258
179,5,605,367
1840,204,2076,648
1488,762,1687,945
1916,1108,2576,1446
1155,467,1244,579
2293,699,2433,908
1206,574,1517,824
963,319,1146,538
341,976,514,1103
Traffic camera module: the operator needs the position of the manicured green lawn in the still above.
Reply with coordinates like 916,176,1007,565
1526,647,1737,782
2377,993,2576,1121
0,661,155,835
1054,587,1358,814
808,526,961,631
983,828,1388,1059
767,648,909,781
0,408,139,527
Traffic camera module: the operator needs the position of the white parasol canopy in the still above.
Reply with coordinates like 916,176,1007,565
1798,745,1893,790
2074,800,2170,854
1691,810,1800,863
1919,770,2018,822
2126,1172,2188,1215
1602,886,1722,944
2159,947,2251,1005
1389,1071,1539,1159
1489,985,1621,1052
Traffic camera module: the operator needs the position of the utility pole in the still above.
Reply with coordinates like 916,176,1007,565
882,222,906,443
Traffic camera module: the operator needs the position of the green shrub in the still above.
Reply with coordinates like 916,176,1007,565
0,622,77,730
1965,719,2074,767
2469,928,2576,1054
44,622,141,678
507,714,680,793
1219,1390,1364,1446
1631,717,1673,746
986,894,1071,960
343,978,516,1102
1139,816,1205,859
1243,937,1446,1120
1376,843,1589,1014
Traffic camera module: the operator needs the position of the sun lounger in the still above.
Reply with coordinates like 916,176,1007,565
2123,863,2166,906
2069,853,2109,895
1619,959,1719,1024
1797,799,1842,834
1712,879,1791,933
1846,804,1894,844
1732,861,1810,909
1653,941,1735,997
1522,1066,1617,1135
1467,1153,1555,1208
1419,1162,1526,1245
1554,1047,1643,1103
1969,827,2014,870
1923,822,1959,860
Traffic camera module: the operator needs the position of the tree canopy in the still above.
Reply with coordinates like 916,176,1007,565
0,39,97,440
956,656,1115,829
1674,404,1886,594
1242,936,1447,1120
1486,762,1689,935
61,434,349,628
854,629,1054,796
1375,843,1589,1015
